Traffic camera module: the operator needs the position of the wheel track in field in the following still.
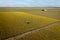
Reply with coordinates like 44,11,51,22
5,21,60,40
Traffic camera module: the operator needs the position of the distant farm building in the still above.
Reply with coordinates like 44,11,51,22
41,9,47,11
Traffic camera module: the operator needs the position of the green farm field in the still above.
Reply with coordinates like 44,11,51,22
0,12,58,40
0,7,60,40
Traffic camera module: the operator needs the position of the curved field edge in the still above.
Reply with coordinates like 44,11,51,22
17,23,60,40
0,12,59,40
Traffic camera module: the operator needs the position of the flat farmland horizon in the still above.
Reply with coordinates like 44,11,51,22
0,7,60,20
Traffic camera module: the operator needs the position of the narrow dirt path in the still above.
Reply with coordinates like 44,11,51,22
5,21,60,40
